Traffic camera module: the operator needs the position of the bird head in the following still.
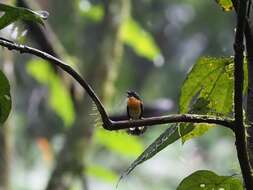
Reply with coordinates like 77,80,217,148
127,90,140,100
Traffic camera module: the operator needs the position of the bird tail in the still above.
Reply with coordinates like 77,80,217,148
127,126,147,136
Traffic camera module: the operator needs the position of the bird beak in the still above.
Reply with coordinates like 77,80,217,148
126,91,131,97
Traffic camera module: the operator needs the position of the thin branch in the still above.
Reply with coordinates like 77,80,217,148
109,114,234,130
234,1,245,125
0,37,234,131
0,37,111,127
232,0,253,189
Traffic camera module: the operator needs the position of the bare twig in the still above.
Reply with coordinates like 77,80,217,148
0,37,234,131
110,114,234,130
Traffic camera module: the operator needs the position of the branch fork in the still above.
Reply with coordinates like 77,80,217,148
0,0,253,188
0,37,235,133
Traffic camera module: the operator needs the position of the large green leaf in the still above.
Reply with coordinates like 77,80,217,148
118,124,193,184
118,98,212,181
215,0,233,11
118,58,236,180
0,3,48,30
0,70,11,123
180,57,234,114
180,98,215,143
26,59,75,127
118,57,245,181
120,18,160,61
179,57,235,142
177,170,243,190
94,128,143,157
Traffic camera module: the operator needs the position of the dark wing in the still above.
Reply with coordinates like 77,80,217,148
127,105,130,119
139,101,143,119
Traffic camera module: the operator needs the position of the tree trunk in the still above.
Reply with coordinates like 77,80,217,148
0,124,11,190
0,49,14,190
245,16,253,169
232,0,253,173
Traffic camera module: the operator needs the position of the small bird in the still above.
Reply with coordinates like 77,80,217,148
126,91,147,135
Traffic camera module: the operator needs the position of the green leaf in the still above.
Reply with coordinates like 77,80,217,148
94,128,143,157
119,57,245,181
180,98,214,143
26,59,75,127
180,57,234,114
118,124,193,183
0,3,48,30
86,164,117,182
181,123,214,143
179,57,234,142
79,3,104,22
118,57,245,181
120,18,160,61
177,170,243,190
119,98,214,181
215,0,233,11
0,70,11,123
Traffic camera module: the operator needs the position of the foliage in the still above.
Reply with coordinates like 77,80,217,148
79,2,160,61
0,1,248,190
179,57,234,115
0,3,48,30
180,57,247,142
79,3,104,22
26,59,75,127
120,18,160,61
177,170,243,190
118,124,191,182
86,164,117,182
94,128,143,157
120,56,245,180
179,57,235,142
0,70,11,123
215,0,233,11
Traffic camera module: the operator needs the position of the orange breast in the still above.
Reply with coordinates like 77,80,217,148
127,97,141,110
127,97,142,119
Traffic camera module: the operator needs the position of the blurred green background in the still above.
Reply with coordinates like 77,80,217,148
0,0,239,190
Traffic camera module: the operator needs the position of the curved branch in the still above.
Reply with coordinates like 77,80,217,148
0,37,111,126
0,37,234,132
109,114,234,130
